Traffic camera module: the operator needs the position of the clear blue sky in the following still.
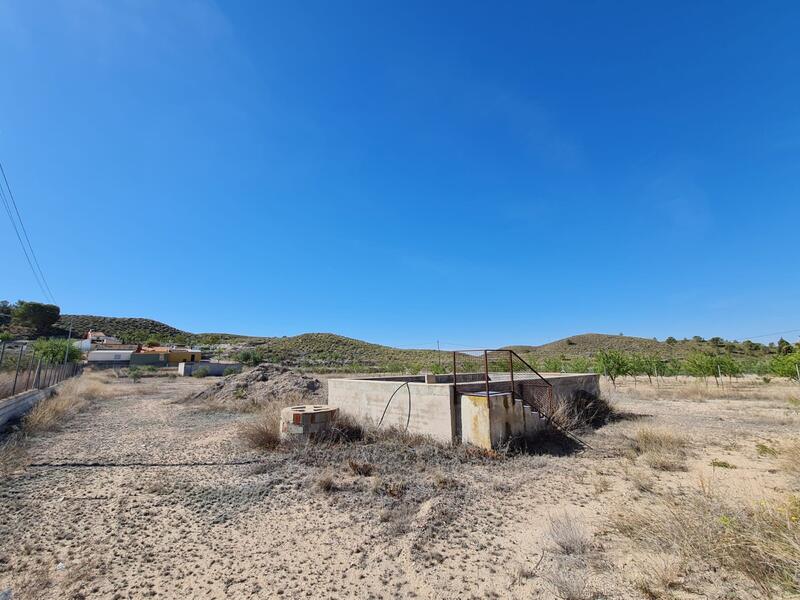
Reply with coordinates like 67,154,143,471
1,1,799,348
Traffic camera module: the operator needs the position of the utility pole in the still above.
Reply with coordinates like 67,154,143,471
62,322,73,367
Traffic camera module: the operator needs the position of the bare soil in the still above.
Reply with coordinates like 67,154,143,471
0,375,797,599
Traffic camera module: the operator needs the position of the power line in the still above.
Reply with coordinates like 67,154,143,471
0,177,51,301
0,161,56,303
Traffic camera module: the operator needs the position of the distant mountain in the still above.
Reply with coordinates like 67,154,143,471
505,333,772,360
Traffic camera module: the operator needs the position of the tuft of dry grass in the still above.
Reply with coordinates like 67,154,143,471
314,471,337,493
611,489,800,596
544,556,592,600
347,458,374,476
547,511,592,555
631,553,683,599
22,373,115,434
238,413,282,450
628,427,689,472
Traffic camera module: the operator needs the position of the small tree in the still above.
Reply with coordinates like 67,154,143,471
128,366,143,383
234,349,264,367
665,336,677,345
12,301,60,335
684,352,716,383
595,350,629,387
32,338,81,363
777,338,794,355
144,335,162,347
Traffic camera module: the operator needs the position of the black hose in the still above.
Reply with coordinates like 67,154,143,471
377,381,412,430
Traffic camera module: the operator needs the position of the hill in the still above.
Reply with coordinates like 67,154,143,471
506,333,775,361
232,333,445,372
53,315,191,342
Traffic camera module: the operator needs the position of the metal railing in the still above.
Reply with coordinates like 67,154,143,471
451,349,554,416
0,341,83,401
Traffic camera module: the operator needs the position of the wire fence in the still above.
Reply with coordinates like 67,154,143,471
0,341,83,401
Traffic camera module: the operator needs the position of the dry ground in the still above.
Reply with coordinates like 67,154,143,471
0,374,798,599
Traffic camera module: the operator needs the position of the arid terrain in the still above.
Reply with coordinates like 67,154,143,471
1,373,798,599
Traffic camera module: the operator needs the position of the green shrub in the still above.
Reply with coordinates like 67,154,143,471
234,349,264,367
223,366,239,376
32,338,81,363
192,367,209,378
770,354,800,380
128,367,143,383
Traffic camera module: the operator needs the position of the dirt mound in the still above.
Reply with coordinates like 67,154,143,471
189,363,323,410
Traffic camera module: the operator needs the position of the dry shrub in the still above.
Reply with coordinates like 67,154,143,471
238,412,281,450
611,490,800,596
625,468,655,493
23,374,115,434
547,511,592,555
628,427,689,471
544,556,592,600
347,459,374,476
315,471,337,493
631,553,683,599
548,391,615,431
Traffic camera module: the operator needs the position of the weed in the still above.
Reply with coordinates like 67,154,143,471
710,459,736,469
756,443,778,457
544,556,592,600
315,471,337,493
629,427,689,472
238,412,281,450
347,459,374,476
547,511,592,555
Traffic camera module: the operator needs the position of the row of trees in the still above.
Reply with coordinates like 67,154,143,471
581,350,800,384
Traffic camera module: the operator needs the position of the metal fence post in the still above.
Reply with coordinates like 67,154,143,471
24,350,35,391
0,340,5,366
33,357,42,389
11,344,24,395
483,350,490,399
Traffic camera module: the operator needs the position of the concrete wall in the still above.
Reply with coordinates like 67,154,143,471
328,379,455,443
0,388,55,429
178,362,242,377
327,373,599,446
461,392,548,450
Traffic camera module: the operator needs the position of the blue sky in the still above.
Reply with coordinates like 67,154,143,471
1,1,799,348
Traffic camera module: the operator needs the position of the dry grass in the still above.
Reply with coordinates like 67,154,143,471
547,511,592,555
22,373,115,434
314,471,337,493
548,392,615,431
612,488,800,596
603,375,800,403
628,427,689,472
781,440,800,480
631,553,683,599
544,556,592,600
347,458,374,476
